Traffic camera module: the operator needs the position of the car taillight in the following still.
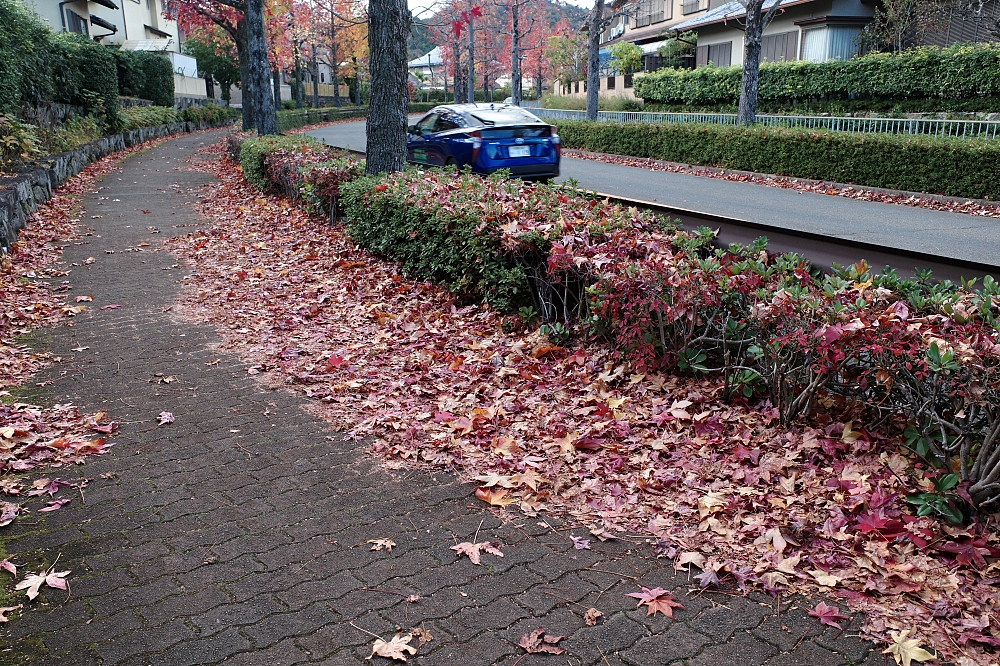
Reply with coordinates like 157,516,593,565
552,133,561,157
470,130,481,163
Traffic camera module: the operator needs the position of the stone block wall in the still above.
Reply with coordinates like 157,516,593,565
0,119,233,252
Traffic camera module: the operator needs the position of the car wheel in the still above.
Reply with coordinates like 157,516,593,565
445,158,456,168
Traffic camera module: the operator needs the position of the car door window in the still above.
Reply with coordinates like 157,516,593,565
416,114,438,135
433,116,461,133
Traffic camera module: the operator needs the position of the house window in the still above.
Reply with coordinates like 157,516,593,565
696,41,732,67
681,0,708,15
321,73,325,82
761,30,799,62
800,26,862,62
607,75,616,89
634,0,668,27
66,10,88,35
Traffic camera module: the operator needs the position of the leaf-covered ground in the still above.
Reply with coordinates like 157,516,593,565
166,143,1000,665
0,147,155,513
564,148,1000,219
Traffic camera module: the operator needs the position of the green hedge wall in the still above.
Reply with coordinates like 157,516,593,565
48,33,120,128
554,120,1000,200
114,50,174,107
634,45,1000,107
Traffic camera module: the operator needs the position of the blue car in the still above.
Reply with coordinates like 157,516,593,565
406,103,560,180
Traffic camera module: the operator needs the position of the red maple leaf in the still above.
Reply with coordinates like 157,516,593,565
627,586,684,618
807,601,849,630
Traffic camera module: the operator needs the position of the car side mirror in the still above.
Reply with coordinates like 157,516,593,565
407,124,417,134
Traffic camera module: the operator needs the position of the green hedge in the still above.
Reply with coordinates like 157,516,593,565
554,120,1000,200
238,135,318,190
276,106,369,131
47,33,120,128
0,0,51,114
635,45,1000,108
181,103,239,125
119,105,179,130
114,50,174,107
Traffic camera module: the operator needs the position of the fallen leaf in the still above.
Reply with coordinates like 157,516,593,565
570,535,591,550
74,296,93,303
38,499,72,513
0,606,20,623
808,601,850,630
409,627,433,646
367,538,396,552
15,569,69,601
0,503,19,527
0,560,15,577
449,541,503,565
100,304,121,310
627,586,685,618
157,411,175,425
474,486,517,506
584,607,604,626
883,630,937,666
518,627,565,655
367,633,417,662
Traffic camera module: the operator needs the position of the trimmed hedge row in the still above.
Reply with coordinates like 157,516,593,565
554,120,1000,200
119,104,238,132
113,50,175,107
225,130,1000,511
635,45,1000,108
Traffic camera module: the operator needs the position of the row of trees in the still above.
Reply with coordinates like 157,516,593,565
162,0,591,172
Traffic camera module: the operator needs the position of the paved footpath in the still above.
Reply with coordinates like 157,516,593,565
3,130,881,665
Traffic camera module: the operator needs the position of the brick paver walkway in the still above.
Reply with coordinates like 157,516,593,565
3,131,881,665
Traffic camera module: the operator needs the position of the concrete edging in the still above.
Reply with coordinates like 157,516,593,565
0,119,235,252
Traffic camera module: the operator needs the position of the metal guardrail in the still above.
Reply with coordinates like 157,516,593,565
531,107,1000,140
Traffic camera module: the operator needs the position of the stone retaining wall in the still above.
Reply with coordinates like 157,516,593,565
0,119,234,252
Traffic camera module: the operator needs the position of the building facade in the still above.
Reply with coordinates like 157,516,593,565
25,0,210,104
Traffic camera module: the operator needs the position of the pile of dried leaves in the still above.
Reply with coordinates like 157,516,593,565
564,148,1000,218
168,145,1000,665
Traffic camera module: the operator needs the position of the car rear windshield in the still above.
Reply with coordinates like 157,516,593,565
480,127,552,139
463,108,544,127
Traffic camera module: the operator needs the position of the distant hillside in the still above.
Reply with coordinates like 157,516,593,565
407,0,590,61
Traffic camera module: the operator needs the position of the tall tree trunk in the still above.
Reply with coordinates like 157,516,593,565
311,47,320,108
586,0,604,121
295,49,304,109
246,0,277,134
206,74,215,101
366,0,409,174
536,60,542,100
737,0,764,125
467,15,475,103
737,0,782,125
510,3,521,105
236,20,255,130
273,68,281,109
331,9,341,107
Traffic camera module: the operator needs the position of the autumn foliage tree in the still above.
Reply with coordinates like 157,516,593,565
163,0,277,133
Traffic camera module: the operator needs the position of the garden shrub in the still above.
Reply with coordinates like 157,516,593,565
635,44,1000,108
181,104,239,125
118,105,181,131
0,113,42,164
236,135,1000,510
553,120,1000,200
114,50,174,107
47,32,120,128
0,0,53,115
237,134,318,190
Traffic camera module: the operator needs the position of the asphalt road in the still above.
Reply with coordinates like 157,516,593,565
305,120,1000,268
